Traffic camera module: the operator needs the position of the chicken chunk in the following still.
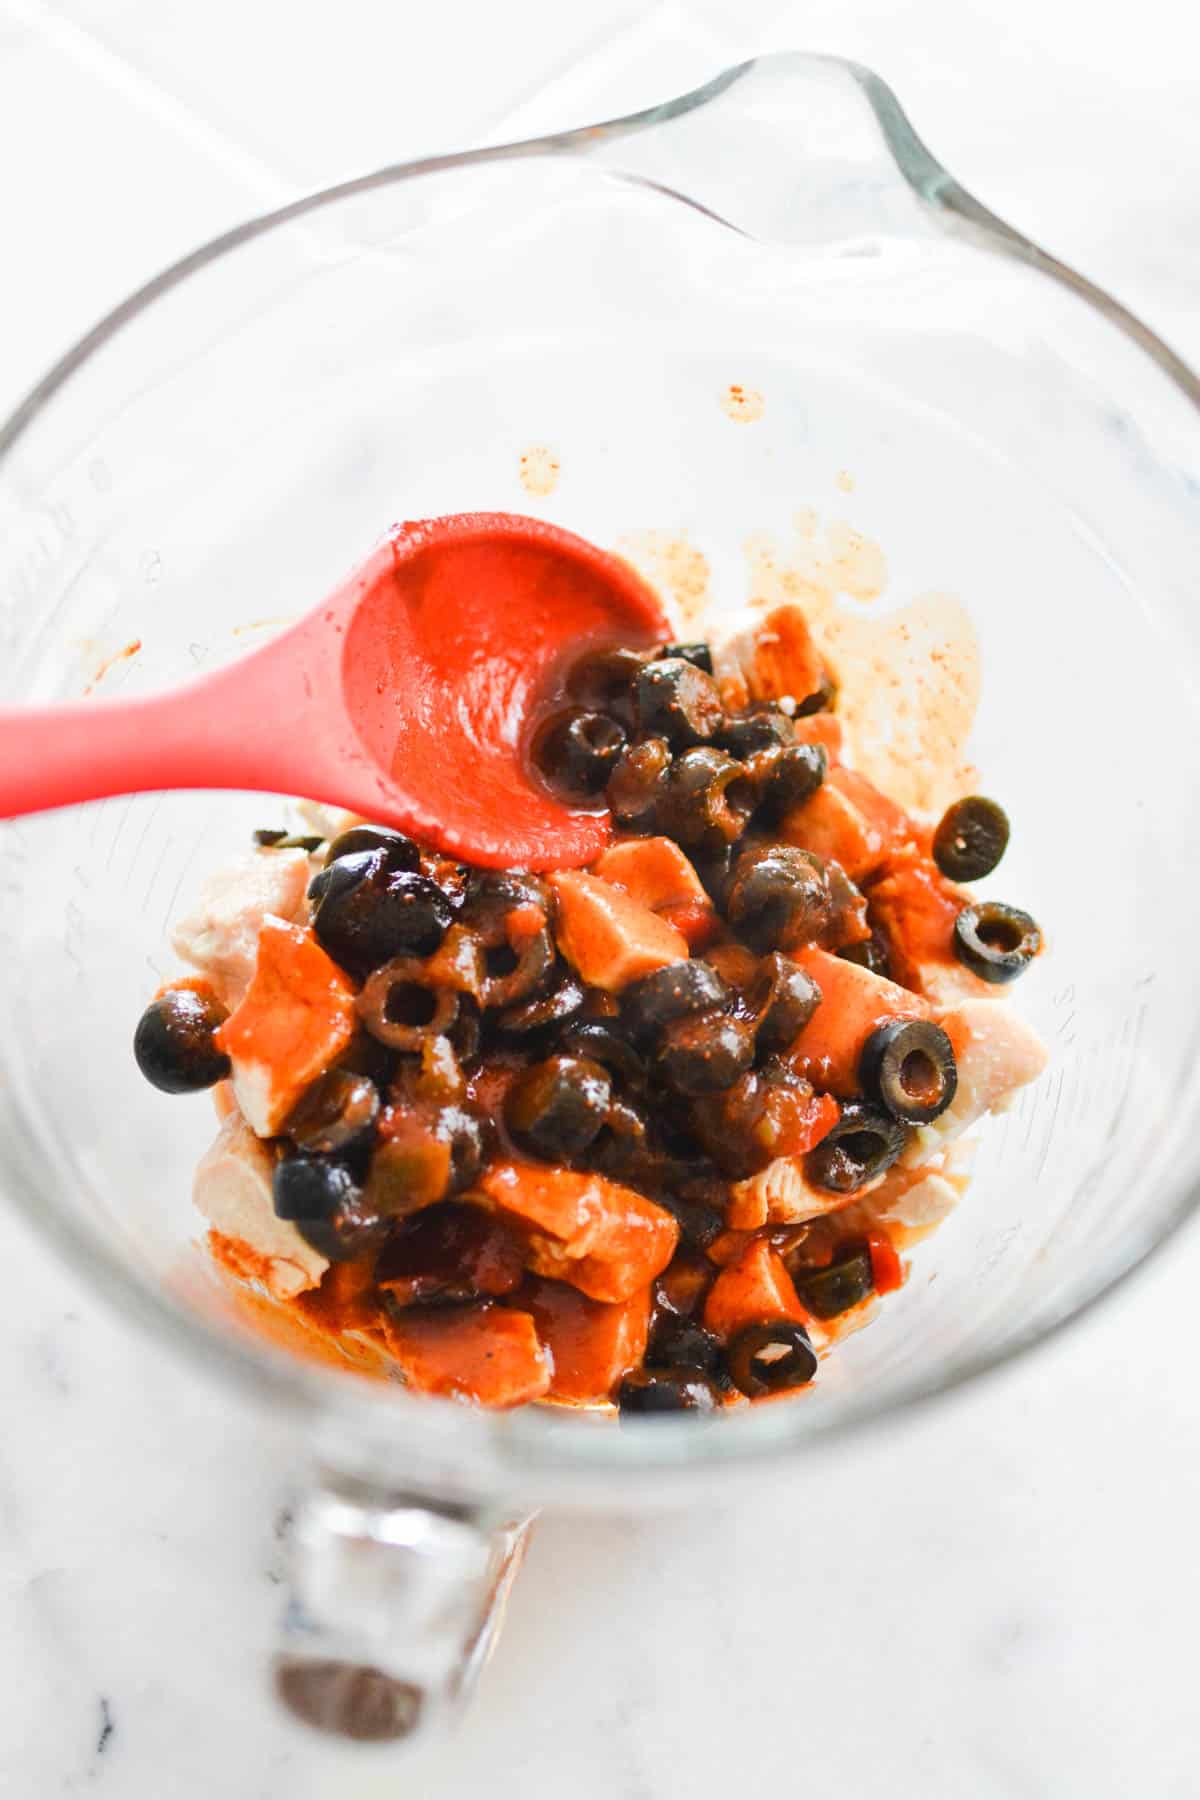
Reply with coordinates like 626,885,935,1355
549,869,688,992
521,1277,651,1404
703,1238,818,1340
714,604,827,712
382,1305,551,1407
478,1161,678,1303
215,917,357,1136
591,838,716,947
172,848,315,1009
193,1112,328,1298
782,767,910,884
787,947,930,1096
904,998,1048,1162
868,850,991,1005
727,1153,875,1230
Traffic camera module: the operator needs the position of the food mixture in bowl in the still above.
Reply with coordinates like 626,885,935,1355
133,539,1047,1415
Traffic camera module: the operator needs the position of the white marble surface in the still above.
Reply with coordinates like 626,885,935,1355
1,2,1199,1793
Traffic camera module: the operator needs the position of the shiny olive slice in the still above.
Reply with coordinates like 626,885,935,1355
719,706,796,758
617,1367,719,1415
560,1022,648,1089
795,670,837,715
498,971,586,1035
790,1247,875,1319
646,1318,728,1384
606,736,673,828
749,952,822,1053
754,742,827,817
859,1018,958,1124
634,657,725,748
504,1055,612,1161
565,646,647,725
657,1011,755,1097
804,1101,909,1194
657,642,713,675
663,747,757,849
728,844,832,952
953,901,1041,984
532,706,627,799
286,1068,381,1154
621,960,730,1045
933,796,1010,881
726,1321,817,1396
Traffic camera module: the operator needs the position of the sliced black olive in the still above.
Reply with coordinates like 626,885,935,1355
653,1247,714,1317
133,988,230,1094
720,705,796,758
727,844,832,952
505,1055,612,1161
253,828,324,851
657,641,713,675
286,1068,380,1154
617,1367,719,1415
311,854,452,974
273,1154,389,1262
646,1317,727,1381
753,742,827,818
498,971,586,1036
822,859,871,953
692,842,738,912
588,1095,656,1179
621,960,730,1046
606,736,673,829
656,1191,725,1251
805,1101,909,1194
795,670,836,715
838,933,891,978
324,825,422,873
860,1018,958,1124
790,1247,875,1319
662,747,757,849
559,1021,648,1089
749,952,822,1053
565,646,647,725
954,901,1041,984
657,1011,755,1096
933,796,1010,882
356,959,461,1051
461,869,550,928
532,707,627,799
634,657,725,748
726,1321,817,1396
459,872,555,1009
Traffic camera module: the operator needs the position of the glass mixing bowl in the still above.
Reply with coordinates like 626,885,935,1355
1,53,1198,1745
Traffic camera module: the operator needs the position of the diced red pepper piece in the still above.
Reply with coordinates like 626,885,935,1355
703,1238,809,1339
787,947,930,1096
520,1276,651,1404
383,1304,551,1407
867,1232,904,1295
549,869,688,991
478,1160,678,1302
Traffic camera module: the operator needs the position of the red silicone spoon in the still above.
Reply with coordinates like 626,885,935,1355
0,513,671,869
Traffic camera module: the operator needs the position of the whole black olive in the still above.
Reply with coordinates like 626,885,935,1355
657,641,714,674
133,988,230,1093
606,736,673,829
565,646,647,725
749,952,822,1053
657,1011,755,1096
662,747,757,849
953,901,1042,984
532,707,627,799
621,960,730,1046
272,1154,389,1262
789,1246,875,1319
617,1367,719,1415
324,825,421,873
720,705,796,758
634,657,725,748
933,796,1010,882
727,844,832,952
504,1055,613,1161
285,1068,381,1154
804,1101,909,1194
311,853,452,974
726,1321,818,1396
859,1018,958,1124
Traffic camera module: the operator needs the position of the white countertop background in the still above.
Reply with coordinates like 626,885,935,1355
1,2,1198,1794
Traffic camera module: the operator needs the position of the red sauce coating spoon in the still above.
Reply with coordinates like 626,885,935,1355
0,513,670,870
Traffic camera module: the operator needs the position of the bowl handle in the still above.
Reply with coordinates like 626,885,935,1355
273,1471,533,1744
568,52,952,246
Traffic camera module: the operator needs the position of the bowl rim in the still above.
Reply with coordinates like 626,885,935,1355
2,51,1198,1495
